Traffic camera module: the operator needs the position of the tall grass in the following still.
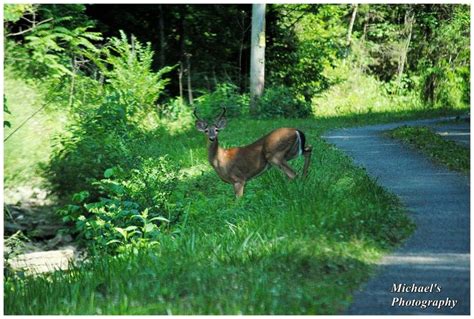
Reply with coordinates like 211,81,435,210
5,115,417,314
4,66,468,314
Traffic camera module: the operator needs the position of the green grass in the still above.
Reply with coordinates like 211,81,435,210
4,114,419,315
4,70,66,191
387,125,470,173
4,69,469,314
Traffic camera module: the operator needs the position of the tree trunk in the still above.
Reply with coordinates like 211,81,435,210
362,10,370,42
249,4,266,115
185,53,193,105
238,11,250,93
396,10,415,92
346,4,358,46
158,4,166,67
178,61,184,100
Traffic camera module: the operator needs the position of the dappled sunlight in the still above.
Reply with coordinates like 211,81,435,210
379,253,469,269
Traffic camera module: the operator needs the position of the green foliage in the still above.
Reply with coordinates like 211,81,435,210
312,64,422,116
3,3,471,315
4,71,66,189
5,9,102,79
158,97,188,120
267,5,347,101
45,32,173,197
194,83,249,118
5,116,419,315
4,96,12,128
45,105,135,197
96,31,173,116
419,6,470,109
4,4,35,23
59,157,179,254
387,125,469,173
258,86,311,118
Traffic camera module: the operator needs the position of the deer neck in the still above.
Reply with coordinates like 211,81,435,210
208,137,224,169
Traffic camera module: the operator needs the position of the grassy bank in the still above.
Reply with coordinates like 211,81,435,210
387,125,470,174
4,113,420,315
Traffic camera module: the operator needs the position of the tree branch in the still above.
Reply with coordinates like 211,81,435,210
6,18,53,37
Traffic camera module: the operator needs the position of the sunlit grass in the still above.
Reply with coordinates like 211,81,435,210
5,114,419,315
3,71,66,191
4,69,469,314
387,125,470,173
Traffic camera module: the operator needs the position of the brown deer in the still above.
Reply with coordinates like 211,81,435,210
194,108,312,197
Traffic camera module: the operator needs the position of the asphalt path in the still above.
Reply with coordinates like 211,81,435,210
322,117,470,315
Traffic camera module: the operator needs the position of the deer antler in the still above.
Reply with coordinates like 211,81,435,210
193,108,204,121
216,107,226,121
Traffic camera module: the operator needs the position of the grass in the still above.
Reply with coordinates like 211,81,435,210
387,125,470,174
3,70,469,314
3,70,66,191
4,113,422,315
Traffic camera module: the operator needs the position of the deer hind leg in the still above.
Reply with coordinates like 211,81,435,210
233,181,245,197
302,145,313,177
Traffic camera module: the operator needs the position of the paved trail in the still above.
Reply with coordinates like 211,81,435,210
323,117,470,315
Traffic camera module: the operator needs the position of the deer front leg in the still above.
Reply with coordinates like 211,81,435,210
233,181,245,197
269,157,297,180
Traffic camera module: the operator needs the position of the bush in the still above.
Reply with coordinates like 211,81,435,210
45,93,139,197
312,64,423,116
194,83,249,118
59,157,180,254
157,97,188,120
96,31,173,117
45,32,172,198
258,86,312,118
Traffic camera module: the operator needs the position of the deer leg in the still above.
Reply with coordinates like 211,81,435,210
233,181,245,197
270,158,297,180
302,145,313,177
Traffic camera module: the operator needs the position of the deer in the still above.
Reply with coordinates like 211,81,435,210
194,107,312,197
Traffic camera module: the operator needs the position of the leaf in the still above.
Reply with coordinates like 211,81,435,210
72,191,90,203
104,167,116,178
106,239,122,246
131,214,146,224
125,225,138,232
143,223,156,233
149,216,170,223
114,227,127,240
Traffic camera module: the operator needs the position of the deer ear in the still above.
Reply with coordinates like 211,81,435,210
195,120,208,132
215,117,227,129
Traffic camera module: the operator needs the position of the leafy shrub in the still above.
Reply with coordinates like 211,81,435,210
312,64,423,116
257,86,312,118
158,97,188,120
194,83,249,118
46,93,137,197
95,31,173,117
45,33,172,197
60,157,180,254
421,65,468,110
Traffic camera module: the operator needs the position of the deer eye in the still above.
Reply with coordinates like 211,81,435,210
204,128,209,133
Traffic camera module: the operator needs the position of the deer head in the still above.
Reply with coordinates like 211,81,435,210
194,108,227,142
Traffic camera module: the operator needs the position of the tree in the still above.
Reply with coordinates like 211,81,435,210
250,4,266,115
